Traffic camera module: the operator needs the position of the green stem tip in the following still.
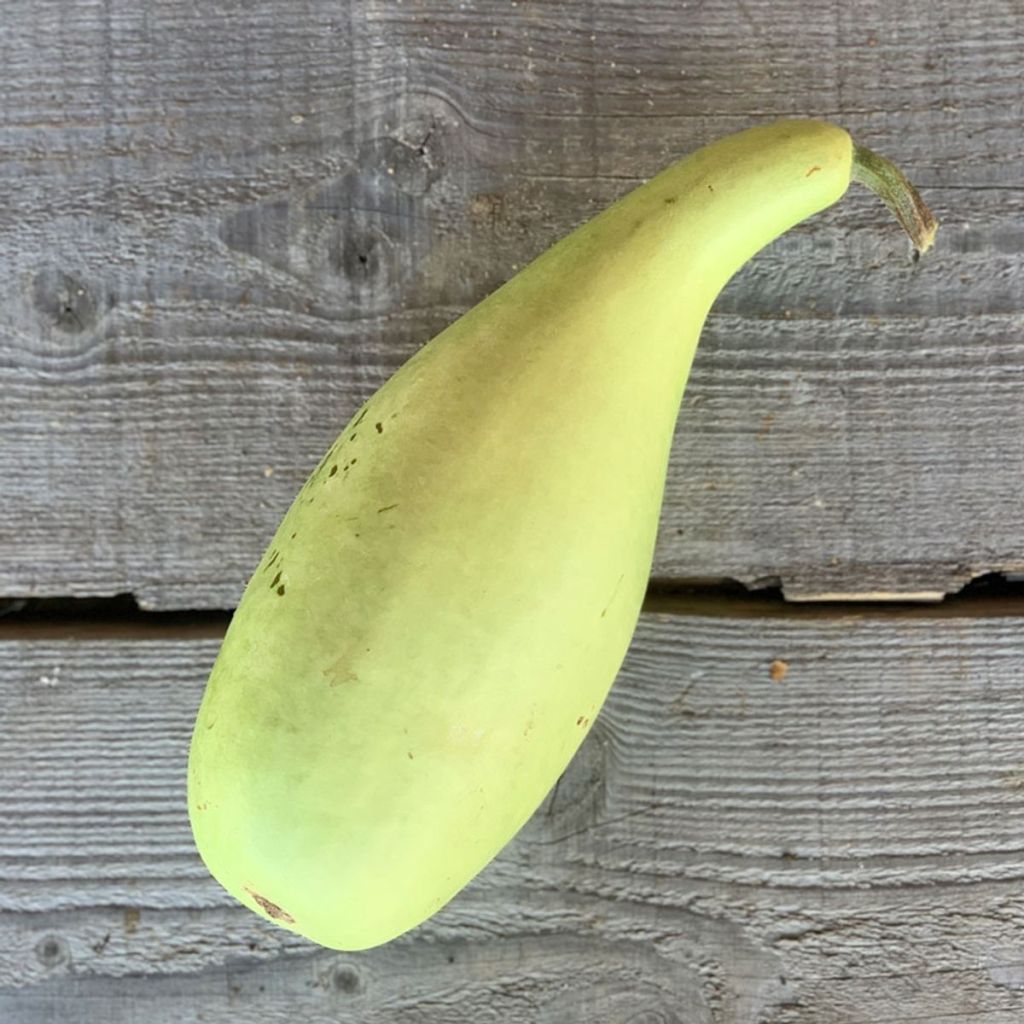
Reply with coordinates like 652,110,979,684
851,143,939,255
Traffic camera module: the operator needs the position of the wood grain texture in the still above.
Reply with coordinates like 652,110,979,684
2,0,1023,606
4,608,1024,1021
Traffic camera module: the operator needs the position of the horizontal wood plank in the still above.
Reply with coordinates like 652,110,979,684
1,0,1023,606
4,609,1024,1021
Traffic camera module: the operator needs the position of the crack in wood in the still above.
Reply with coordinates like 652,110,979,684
2,572,1024,640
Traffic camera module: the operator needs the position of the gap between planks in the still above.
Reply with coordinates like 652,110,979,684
3,573,1024,642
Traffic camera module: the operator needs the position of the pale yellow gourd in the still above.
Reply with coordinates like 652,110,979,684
188,120,935,950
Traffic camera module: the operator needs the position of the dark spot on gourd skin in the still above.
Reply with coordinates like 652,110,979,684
245,888,295,924
311,438,345,481
378,504,398,514
270,571,282,589
329,464,338,477
277,584,286,596
375,422,383,433
353,407,369,428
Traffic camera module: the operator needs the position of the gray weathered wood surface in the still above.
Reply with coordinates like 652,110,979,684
2,0,1023,606
6,607,1024,1023
5,2,1024,1022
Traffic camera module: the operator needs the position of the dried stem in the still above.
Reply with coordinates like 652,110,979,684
851,144,938,255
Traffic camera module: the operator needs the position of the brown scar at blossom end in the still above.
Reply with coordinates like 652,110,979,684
245,888,295,924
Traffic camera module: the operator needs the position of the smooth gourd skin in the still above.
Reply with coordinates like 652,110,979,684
188,120,854,950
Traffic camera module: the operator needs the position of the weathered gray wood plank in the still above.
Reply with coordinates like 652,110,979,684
1,0,1023,607
4,607,1024,1021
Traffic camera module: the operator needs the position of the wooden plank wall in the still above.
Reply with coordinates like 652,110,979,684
7,607,1024,1023
3,0,1022,605
3,1,1024,1021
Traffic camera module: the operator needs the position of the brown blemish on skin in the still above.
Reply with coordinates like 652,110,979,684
600,573,625,618
329,464,338,477
353,407,369,428
245,888,295,924
707,183,714,192
270,571,282,589
805,165,822,177
770,659,789,682
576,716,585,726
375,422,384,433
407,751,414,760
324,658,359,688
277,584,286,596
378,503,399,513
664,196,677,204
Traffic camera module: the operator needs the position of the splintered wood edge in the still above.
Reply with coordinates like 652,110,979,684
784,589,947,603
